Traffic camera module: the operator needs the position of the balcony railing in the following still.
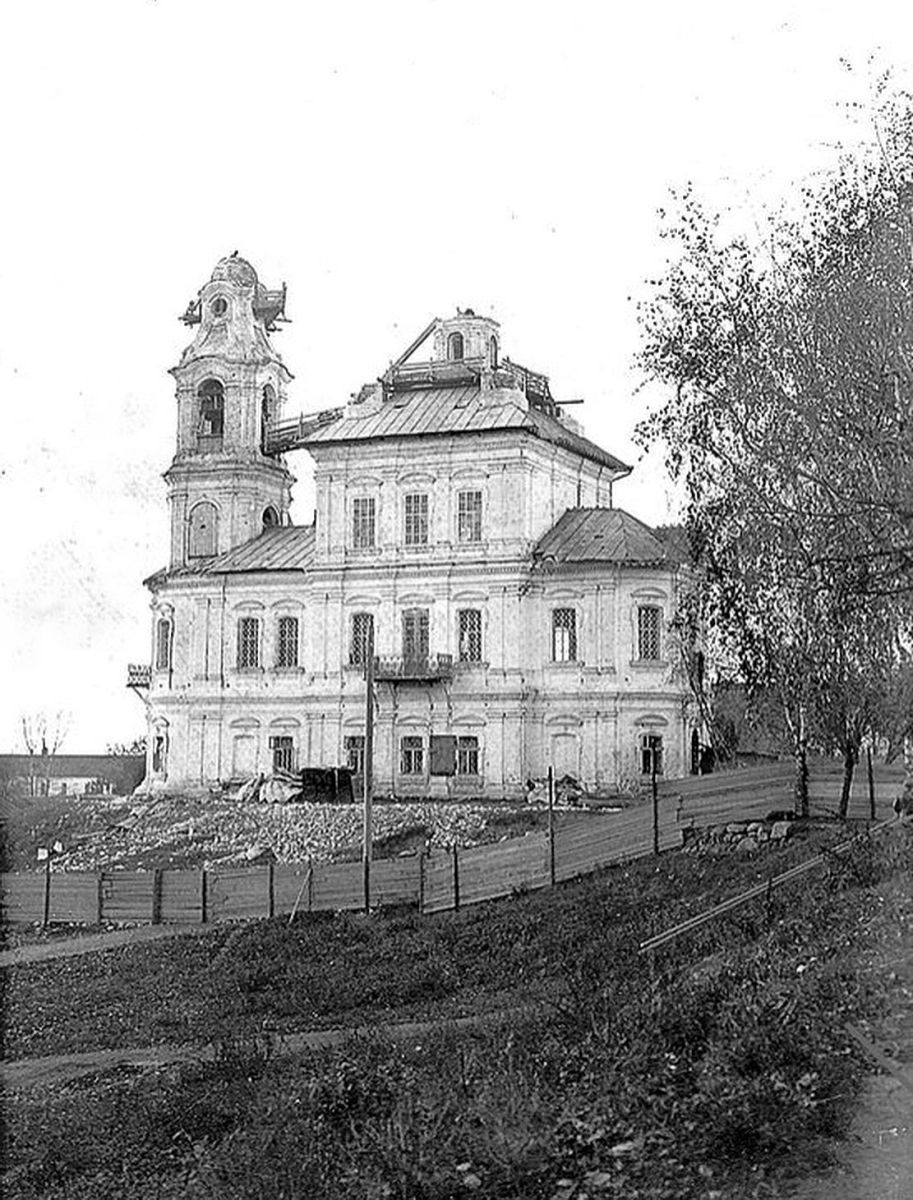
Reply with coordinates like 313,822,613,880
373,654,453,682
127,664,152,689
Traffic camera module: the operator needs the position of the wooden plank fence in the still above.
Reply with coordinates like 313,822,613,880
2,760,905,927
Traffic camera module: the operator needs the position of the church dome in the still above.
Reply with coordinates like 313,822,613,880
211,252,258,287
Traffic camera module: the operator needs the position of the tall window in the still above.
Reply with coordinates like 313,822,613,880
197,379,224,449
270,735,295,773
458,609,482,662
457,735,479,776
188,501,218,558
261,383,276,451
350,612,374,666
155,618,172,670
402,608,429,661
401,735,424,775
457,490,483,543
344,734,365,776
276,616,299,668
552,608,577,662
489,336,498,368
637,606,662,661
404,493,429,546
641,734,663,776
352,497,376,548
447,331,464,361
237,616,260,669
152,734,166,775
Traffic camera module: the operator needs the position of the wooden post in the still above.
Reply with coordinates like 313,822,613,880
452,843,460,912
152,869,163,925
363,625,375,914
42,853,51,928
267,862,275,919
867,746,876,822
96,872,104,925
652,747,659,857
200,868,208,924
547,764,556,886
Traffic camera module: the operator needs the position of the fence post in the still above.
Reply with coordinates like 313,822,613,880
96,872,104,925
652,754,659,856
452,844,460,912
42,855,51,928
867,747,876,821
200,868,208,924
418,850,425,913
267,862,275,919
547,765,556,886
307,857,314,913
152,869,163,925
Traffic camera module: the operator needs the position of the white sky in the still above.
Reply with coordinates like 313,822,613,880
0,0,909,752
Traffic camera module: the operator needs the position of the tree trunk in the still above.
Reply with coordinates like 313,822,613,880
838,745,857,821
793,706,809,818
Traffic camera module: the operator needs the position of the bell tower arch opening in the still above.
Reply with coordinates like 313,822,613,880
188,500,219,558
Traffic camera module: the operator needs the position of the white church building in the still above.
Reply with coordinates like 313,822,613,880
133,254,699,798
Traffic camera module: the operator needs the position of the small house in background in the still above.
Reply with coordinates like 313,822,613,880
0,754,147,798
132,255,702,798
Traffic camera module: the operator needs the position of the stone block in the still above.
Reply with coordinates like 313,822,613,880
770,821,792,841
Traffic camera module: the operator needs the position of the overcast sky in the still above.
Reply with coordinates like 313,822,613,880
1,0,909,753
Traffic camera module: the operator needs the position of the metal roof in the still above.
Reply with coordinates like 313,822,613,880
207,525,316,573
534,508,674,565
305,385,630,474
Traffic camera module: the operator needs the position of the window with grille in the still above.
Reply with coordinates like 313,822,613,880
401,736,424,775
352,497,376,548
349,612,374,666
458,609,482,662
552,608,577,662
276,616,299,668
402,608,429,661
457,735,480,776
155,618,172,670
270,735,295,773
637,606,662,661
345,734,365,776
404,493,429,546
641,734,663,776
457,490,482,542
237,616,260,669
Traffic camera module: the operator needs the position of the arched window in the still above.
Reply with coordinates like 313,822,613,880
447,331,464,361
489,336,499,368
188,501,218,558
262,505,280,529
261,383,276,452
197,379,224,450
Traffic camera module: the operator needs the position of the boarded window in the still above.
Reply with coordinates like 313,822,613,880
352,497,376,548
457,490,482,542
155,618,172,670
552,608,577,662
458,609,482,662
641,734,663,776
237,616,260,669
270,735,295,773
350,612,374,666
430,734,456,776
188,502,218,558
402,608,429,661
447,331,464,360
345,734,365,776
400,735,424,775
457,735,480,776
276,616,299,667
638,606,662,660
404,493,429,545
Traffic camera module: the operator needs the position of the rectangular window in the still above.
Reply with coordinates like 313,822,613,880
457,490,483,542
641,734,663,776
552,608,577,662
155,618,172,670
237,616,260,669
276,615,299,668
404,493,429,546
352,497,376,548
270,735,295,773
400,735,424,775
349,612,374,666
457,735,480,776
402,608,429,662
638,606,662,661
344,734,365,776
457,609,482,662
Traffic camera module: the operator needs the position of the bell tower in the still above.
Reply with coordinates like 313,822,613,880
165,253,294,568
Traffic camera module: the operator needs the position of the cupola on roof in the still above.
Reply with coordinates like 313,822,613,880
210,252,258,287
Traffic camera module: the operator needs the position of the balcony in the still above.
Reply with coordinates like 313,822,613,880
373,654,454,683
127,664,152,689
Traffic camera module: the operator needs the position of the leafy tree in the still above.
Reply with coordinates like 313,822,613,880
636,75,913,814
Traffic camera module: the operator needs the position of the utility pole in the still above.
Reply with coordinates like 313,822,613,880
362,625,375,914
651,739,659,856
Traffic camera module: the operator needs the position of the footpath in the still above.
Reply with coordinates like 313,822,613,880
0,922,213,968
